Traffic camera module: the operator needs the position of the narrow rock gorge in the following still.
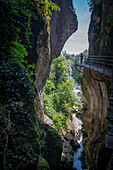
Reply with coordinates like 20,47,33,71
1,0,113,169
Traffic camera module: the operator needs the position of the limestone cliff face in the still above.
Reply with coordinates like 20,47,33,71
88,1,102,55
83,0,113,168
81,72,109,136
81,72,111,170
50,0,78,59
36,0,78,120
88,0,113,55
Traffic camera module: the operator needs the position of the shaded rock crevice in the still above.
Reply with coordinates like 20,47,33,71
88,0,113,55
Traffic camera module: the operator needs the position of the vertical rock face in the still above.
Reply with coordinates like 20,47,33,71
81,72,111,170
88,1,102,55
88,0,113,55
82,73,109,136
99,0,113,55
50,0,78,59
83,0,113,168
36,0,78,120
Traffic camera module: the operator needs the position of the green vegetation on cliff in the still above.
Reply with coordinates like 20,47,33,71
0,0,61,169
44,56,81,132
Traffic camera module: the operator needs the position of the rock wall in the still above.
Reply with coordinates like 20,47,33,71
83,0,113,169
0,1,78,169
50,0,78,59
81,72,112,169
81,72,109,135
88,0,113,55
88,1,102,55
36,0,78,120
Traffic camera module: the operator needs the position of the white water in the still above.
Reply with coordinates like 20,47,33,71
72,114,82,134
73,83,86,170
73,134,83,170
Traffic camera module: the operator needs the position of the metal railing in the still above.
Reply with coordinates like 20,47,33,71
85,55,113,79
85,55,113,70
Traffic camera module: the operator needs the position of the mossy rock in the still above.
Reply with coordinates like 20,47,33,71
84,135,112,170
41,124,63,170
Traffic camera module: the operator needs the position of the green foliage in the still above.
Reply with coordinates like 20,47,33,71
74,72,83,85
0,0,34,78
0,0,60,81
36,0,60,20
44,57,77,131
0,0,48,169
0,0,60,169
38,159,50,170
0,60,41,169
107,13,113,26
64,50,88,81
94,13,113,47
75,102,83,110
94,34,103,44
41,124,63,170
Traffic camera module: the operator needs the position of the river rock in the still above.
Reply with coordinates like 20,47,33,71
61,124,80,169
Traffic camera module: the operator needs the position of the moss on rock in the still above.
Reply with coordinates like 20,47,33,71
41,124,63,170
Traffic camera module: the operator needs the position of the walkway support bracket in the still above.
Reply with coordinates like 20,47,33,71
75,64,110,82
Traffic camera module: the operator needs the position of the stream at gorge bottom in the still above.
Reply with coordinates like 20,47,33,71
72,83,87,170
73,134,87,170
72,115,87,170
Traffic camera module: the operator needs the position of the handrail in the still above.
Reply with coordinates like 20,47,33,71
85,55,113,71
86,55,113,59
75,64,110,82
86,61,113,67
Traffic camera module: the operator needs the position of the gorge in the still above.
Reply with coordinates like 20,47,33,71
0,0,113,170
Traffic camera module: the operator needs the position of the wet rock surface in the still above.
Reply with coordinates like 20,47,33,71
61,128,80,170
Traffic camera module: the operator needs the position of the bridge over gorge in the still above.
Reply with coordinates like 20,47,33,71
75,55,113,151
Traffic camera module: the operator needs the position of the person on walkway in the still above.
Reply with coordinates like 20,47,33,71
80,53,83,64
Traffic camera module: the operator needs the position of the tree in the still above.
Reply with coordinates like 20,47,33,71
44,57,77,131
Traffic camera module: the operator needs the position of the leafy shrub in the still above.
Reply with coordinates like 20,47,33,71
44,57,77,132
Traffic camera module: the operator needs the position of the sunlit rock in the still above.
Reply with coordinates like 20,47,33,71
44,115,54,128
36,0,78,120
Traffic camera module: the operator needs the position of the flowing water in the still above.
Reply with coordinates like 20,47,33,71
72,117,86,170
73,135,83,170
73,84,87,170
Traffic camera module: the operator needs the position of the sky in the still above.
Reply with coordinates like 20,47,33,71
63,0,90,55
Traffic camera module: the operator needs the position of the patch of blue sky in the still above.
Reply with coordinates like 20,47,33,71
63,0,90,55
73,0,90,26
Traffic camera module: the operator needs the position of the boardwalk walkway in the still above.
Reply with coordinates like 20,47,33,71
81,63,112,78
